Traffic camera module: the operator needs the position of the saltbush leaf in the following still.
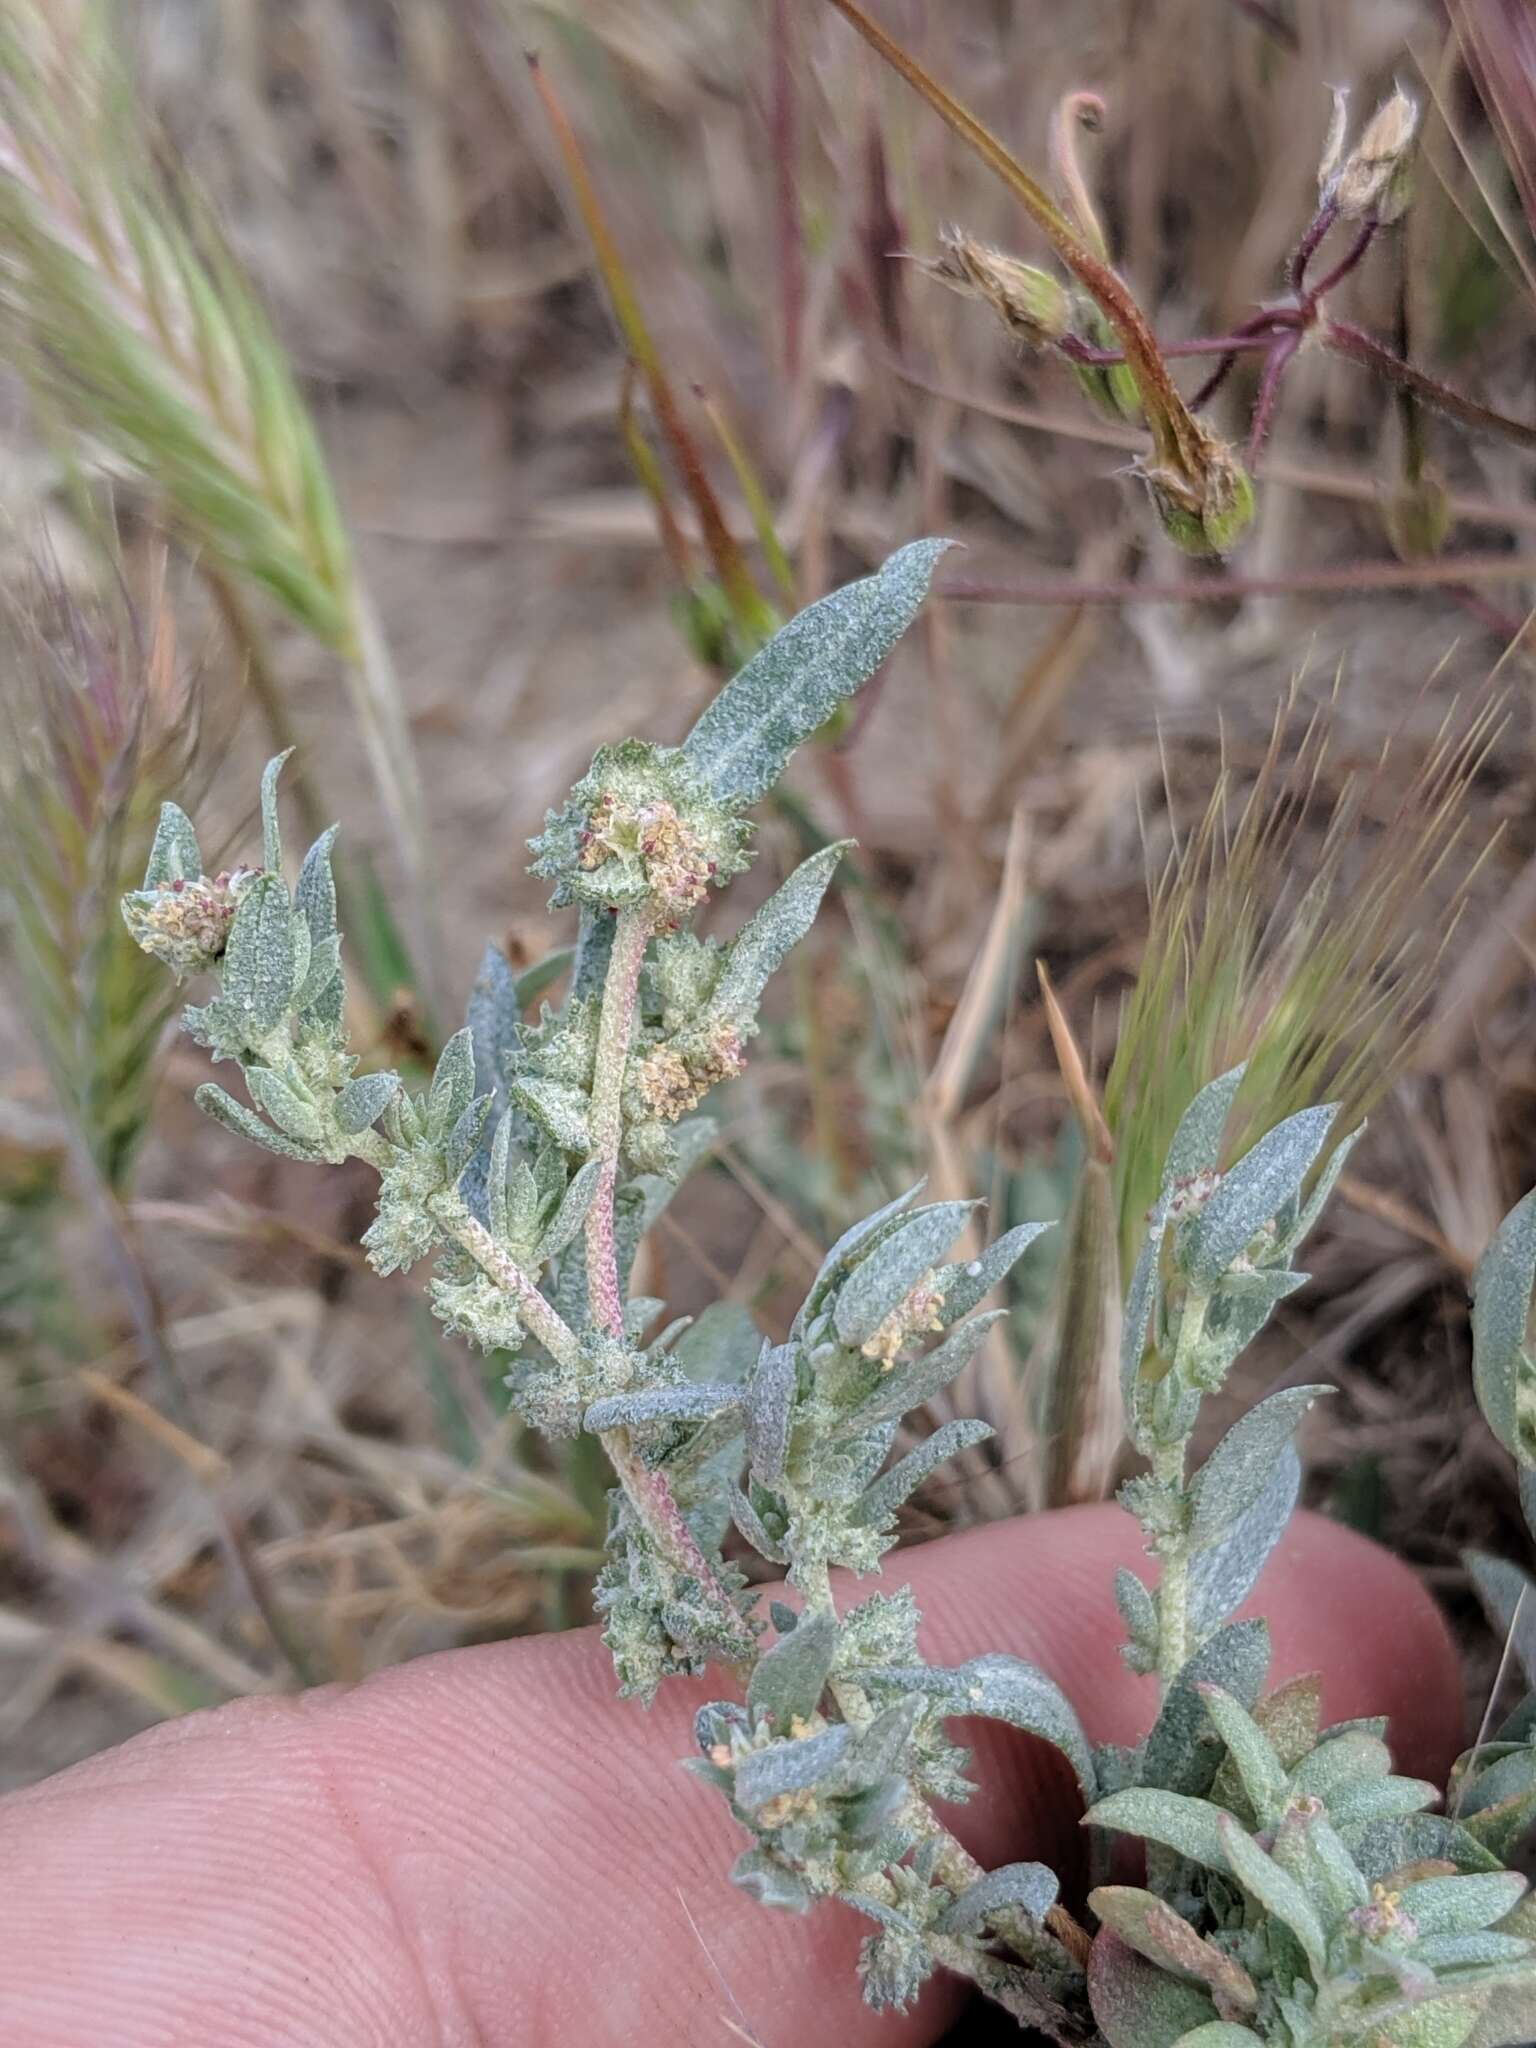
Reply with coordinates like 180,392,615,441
334,1070,400,1136
1188,1450,1299,1637
428,1027,476,1142
683,538,952,804
1187,1104,1338,1287
1086,1787,1230,1871
1143,1620,1269,1796
853,1419,994,1528
195,1082,319,1162
295,824,339,949
221,874,297,1036
832,1201,977,1350
583,1382,741,1432
1197,1685,1288,1825
734,1724,851,1809
871,1653,1094,1801
1472,1188,1536,1464
711,842,851,1021
747,1609,839,1727
744,1340,797,1489
832,1312,1004,1438
937,1220,1055,1326
1217,1814,1328,1973
730,1849,812,1912
938,1862,1059,1935
144,800,203,887
1188,1385,1332,1550
1088,1930,1221,2048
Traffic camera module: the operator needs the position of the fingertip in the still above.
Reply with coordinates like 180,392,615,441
1254,1508,1464,1781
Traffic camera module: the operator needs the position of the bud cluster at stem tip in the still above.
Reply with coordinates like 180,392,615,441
530,738,753,932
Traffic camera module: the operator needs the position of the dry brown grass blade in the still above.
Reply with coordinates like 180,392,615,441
920,806,1033,1512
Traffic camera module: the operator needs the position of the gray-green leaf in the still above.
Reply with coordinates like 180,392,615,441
221,875,297,1037
870,1653,1094,1801
1188,1104,1338,1286
259,751,291,874
195,1082,320,1162
853,1419,994,1528
1143,1620,1269,1796
245,1066,324,1145
938,1221,1055,1326
335,1070,400,1136
710,842,851,1022
584,1383,740,1431
1188,1385,1332,1550
730,1849,812,1912
428,1028,476,1142
295,824,339,949
1086,1788,1229,1872
832,1201,977,1350
735,1725,851,1809
1217,1815,1328,1973
537,1157,602,1262
1472,1187,1536,1465
1188,1449,1299,1638
833,1313,1004,1439
683,538,952,804
938,1862,1059,1935
143,800,202,886
744,1340,797,1489
748,1610,839,1727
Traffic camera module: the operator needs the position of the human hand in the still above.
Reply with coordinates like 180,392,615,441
0,1505,1459,2048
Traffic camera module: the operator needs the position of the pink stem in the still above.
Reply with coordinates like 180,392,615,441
1246,331,1301,465
1060,324,1288,366
1305,220,1378,304
585,906,651,1340
1290,198,1339,294
940,554,1536,606
1324,320,1536,451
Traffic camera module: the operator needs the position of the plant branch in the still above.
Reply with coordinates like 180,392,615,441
1247,332,1301,465
823,0,1218,490
1307,220,1377,301
1323,319,1536,450
586,904,651,1342
428,1192,584,1369
942,553,1536,606
1290,198,1338,294
1060,328,1287,365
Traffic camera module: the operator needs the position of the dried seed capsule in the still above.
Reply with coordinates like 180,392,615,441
917,225,1073,348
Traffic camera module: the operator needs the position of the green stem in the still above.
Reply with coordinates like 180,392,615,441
1152,1289,1209,1689
1155,1444,1191,1690
429,1191,584,1369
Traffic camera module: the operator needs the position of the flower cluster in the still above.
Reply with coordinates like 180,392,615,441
120,865,261,977
531,738,752,929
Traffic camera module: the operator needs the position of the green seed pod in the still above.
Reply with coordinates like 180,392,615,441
1382,467,1452,561
1200,451,1257,555
918,225,1074,348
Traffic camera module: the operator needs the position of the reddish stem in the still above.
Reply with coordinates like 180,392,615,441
1290,198,1339,294
1247,332,1302,465
941,554,1536,606
1306,220,1378,304
585,906,651,1341
1060,327,1287,365
1324,320,1536,451
770,0,804,388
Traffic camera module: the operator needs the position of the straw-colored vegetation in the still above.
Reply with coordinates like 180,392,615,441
5,8,1536,2035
